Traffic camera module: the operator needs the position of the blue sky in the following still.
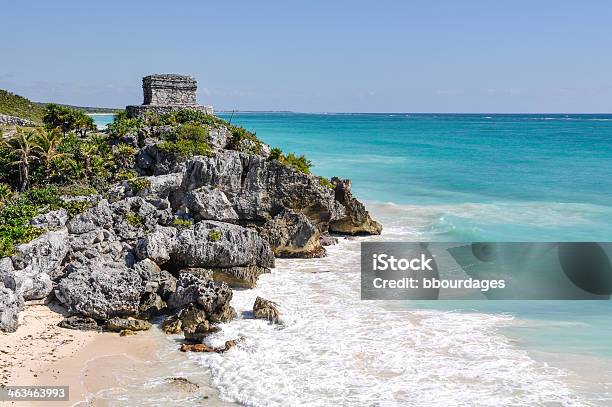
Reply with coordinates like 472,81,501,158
1,0,611,112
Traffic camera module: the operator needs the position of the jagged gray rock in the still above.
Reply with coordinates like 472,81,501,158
134,259,176,314
11,229,69,275
0,282,21,332
2,266,53,301
260,209,324,258
134,226,178,264
180,151,346,230
328,178,382,235
67,199,114,234
172,221,274,269
167,272,235,322
55,257,144,320
29,208,68,229
180,186,239,222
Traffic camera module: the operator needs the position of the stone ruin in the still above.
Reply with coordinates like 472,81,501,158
126,74,213,118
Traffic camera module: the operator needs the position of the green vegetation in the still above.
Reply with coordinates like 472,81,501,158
318,176,334,190
0,102,321,257
0,186,94,257
62,200,94,217
43,104,96,137
35,102,120,114
267,147,313,174
228,126,264,155
127,177,151,193
0,90,45,123
58,185,97,197
158,123,213,158
126,212,144,227
172,218,193,229
106,111,141,137
208,229,222,242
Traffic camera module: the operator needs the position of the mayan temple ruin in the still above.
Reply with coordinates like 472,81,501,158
126,74,213,118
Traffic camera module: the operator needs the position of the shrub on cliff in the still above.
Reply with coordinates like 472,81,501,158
267,147,312,174
228,126,264,155
158,123,213,158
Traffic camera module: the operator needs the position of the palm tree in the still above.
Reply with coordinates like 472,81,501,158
6,128,38,191
33,129,64,180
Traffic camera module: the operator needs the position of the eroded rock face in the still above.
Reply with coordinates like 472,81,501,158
0,283,21,332
328,178,382,235
180,186,239,222
180,151,346,229
12,229,69,275
105,317,152,332
167,272,235,322
55,258,144,320
58,315,100,331
172,221,275,269
253,296,281,324
134,226,178,265
259,209,324,258
29,208,68,229
208,265,269,289
2,266,53,301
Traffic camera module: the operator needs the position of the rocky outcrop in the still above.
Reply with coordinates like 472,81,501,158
58,315,100,331
2,266,53,301
0,101,382,339
328,178,382,235
29,209,68,229
12,229,69,275
180,186,239,222
0,114,33,126
178,151,346,230
54,257,144,320
105,317,152,332
0,282,21,332
164,272,234,342
259,209,323,258
253,296,281,324
168,272,234,322
172,221,274,269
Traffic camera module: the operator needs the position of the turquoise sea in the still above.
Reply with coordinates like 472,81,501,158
92,112,612,405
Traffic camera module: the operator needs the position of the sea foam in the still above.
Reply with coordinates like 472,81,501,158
194,239,588,407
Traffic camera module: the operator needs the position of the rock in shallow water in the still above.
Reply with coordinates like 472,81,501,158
167,272,235,322
328,178,383,235
259,209,324,258
253,296,281,324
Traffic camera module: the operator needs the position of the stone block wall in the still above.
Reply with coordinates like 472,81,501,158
143,74,198,106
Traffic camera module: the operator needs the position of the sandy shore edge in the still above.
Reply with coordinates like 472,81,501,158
0,303,209,406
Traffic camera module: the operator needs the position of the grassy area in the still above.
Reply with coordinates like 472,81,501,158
0,90,45,123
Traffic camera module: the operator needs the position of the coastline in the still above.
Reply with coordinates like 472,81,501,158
1,304,228,406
